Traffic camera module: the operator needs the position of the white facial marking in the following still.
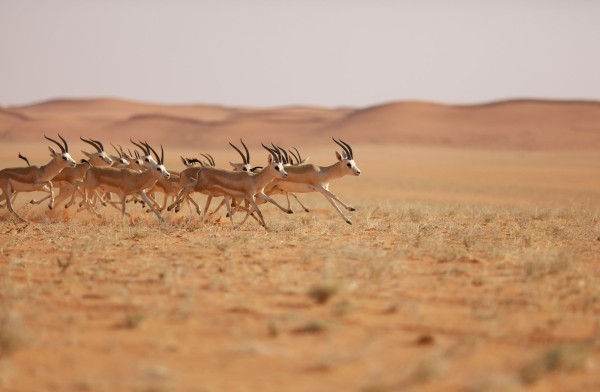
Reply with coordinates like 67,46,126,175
62,153,77,166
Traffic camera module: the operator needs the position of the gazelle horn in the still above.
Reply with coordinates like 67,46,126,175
80,137,102,153
45,134,65,153
332,137,350,159
229,141,247,164
240,139,250,164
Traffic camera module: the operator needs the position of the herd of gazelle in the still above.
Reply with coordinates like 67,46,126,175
0,135,361,228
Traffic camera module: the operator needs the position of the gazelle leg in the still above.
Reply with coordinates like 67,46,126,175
311,185,353,224
139,191,165,222
320,185,355,211
65,186,85,208
290,193,309,212
187,194,201,215
243,195,267,228
168,188,185,212
257,191,293,214
210,199,226,216
44,180,55,209
224,196,235,226
202,194,213,221
3,182,27,222
285,194,292,211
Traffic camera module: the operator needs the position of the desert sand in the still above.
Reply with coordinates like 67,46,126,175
0,98,600,391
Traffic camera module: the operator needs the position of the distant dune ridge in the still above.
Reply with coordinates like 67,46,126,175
1,98,600,150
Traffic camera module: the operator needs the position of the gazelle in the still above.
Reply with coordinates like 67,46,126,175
194,144,291,228
168,140,253,214
0,135,77,221
46,137,115,210
109,143,130,168
265,144,311,213
78,142,170,222
265,138,361,225
0,154,51,208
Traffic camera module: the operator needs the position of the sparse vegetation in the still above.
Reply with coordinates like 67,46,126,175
0,147,598,391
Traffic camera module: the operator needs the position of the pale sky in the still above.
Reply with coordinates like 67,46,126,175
1,0,599,107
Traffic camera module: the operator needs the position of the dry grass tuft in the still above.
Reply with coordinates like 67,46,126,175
519,344,589,385
0,311,26,358
307,284,338,304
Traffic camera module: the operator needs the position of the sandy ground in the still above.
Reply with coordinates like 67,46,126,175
1,144,599,391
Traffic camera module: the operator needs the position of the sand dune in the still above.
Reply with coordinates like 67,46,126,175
2,98,600,149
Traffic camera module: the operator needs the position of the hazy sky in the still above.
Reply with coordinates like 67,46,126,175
1,0,599,107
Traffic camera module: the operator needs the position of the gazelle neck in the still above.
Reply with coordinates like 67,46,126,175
41,157,70,181
137,166,163,189
254,165,281,190
320,161,347,182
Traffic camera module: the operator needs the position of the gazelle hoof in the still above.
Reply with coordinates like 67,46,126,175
287,209,293,214
304,208,310,212
48,205,53,210
346,219,352,225
349,207,356,212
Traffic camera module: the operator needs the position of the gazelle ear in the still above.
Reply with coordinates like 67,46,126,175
301,156,310,164
81,150,93,158
268,154,273,164
48,146,58,156
229,161,238,168
335,151,342,161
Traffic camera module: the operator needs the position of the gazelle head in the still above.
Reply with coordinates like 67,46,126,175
45,134,77,168
262,143,288,179
333,138,361,176
229,139,252,172
80,137,113,165
110,143,130,168
144,142,170,179
130,139,158,167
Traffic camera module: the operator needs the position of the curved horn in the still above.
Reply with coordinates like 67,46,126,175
144,141,160,164
130,139,148,155
201,153,215,167
91,138,105,152
339,139,353,159
332,137,349,158
272,144,288,164
261,142,276,158
206,153,215,166
110,143,122,158
160,144,164,165
291,147,302,164
277,145,290,164
58,134,69,152
240,139,250,163
80,136,102,153
229,141,247,164
288,148,300,165
44,134,65,153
